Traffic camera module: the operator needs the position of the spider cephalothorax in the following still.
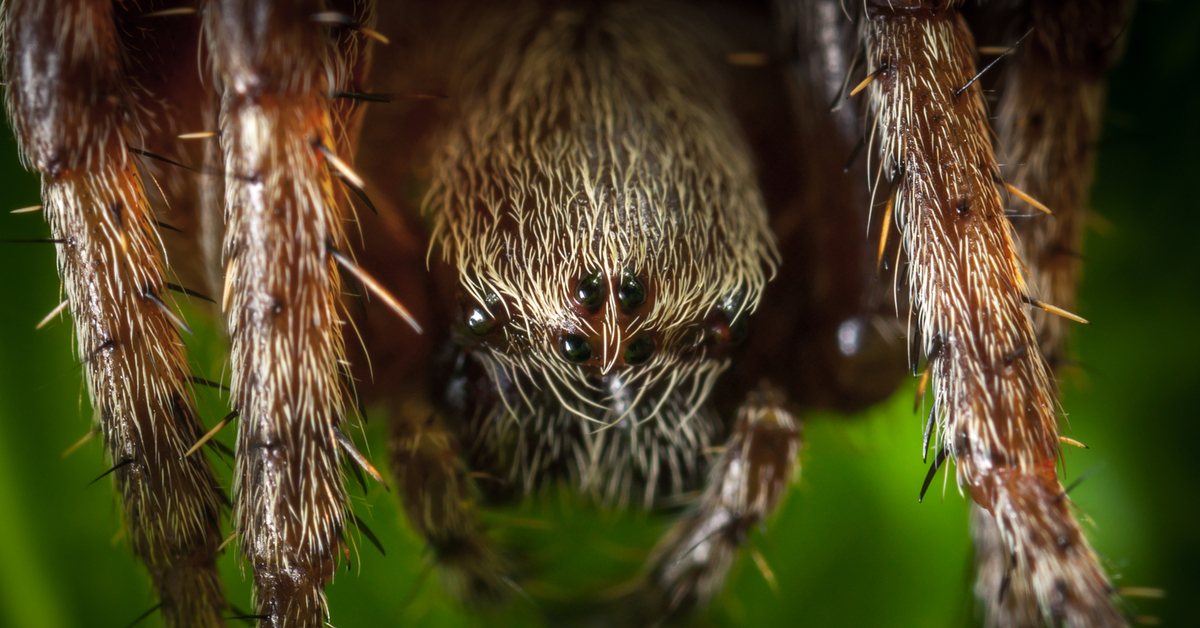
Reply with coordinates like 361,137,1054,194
424,1,778,509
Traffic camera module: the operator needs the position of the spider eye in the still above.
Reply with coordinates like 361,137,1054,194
617,273,646,311
466,306,493,335
623,336,655,365
559,334,592,363
575,271,606,310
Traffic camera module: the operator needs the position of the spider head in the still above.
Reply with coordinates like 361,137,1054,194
441,249,767,503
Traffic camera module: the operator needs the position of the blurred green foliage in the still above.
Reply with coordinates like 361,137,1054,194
0,2,1196,627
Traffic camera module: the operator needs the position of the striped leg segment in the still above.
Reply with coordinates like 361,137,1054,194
973,2,1131,625
2,1,227,625
204,1,375,624
641,387,800,619
860,2,1122,625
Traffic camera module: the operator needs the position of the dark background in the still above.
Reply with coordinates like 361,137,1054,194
0,1,1196,626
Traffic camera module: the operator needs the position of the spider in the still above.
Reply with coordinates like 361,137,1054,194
0,0,1179,626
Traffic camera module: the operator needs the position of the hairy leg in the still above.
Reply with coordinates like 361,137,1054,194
202,0,381,624
992,0,1129,368
970,2,1130,625
638,386,800,620
1,1,226,624
859,2,1123,625
388,400,509,602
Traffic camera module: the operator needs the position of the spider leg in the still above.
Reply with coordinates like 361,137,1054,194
989,0,1128,369
969,2,1131,625
1,1,227,624
859,2,1124,625
388,404,509,602
635,386,800,620
201,1,380,624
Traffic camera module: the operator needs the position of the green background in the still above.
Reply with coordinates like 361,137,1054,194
0,2,1196,626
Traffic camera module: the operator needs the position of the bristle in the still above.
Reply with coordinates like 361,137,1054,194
843,135,866,172
725,52,769,66
1060,463,1106,498
143,288,193,335
142,7,196,19
60,427,98,459
921,405,936,463
953,28,1032,97
828,47,862,112
849,64,884,98
310,11,389,44
123,603,161,628
1006,183,1054,215
339,177,377,215
919,447,947,503
187,376,230,392
329,90,390,103
165,282,217,303
330,248,421,333
334,426,389,490
128,147,201,173
750,549,779,592
358,27,389,45
184,411,237,458
877,186,894,273
1024,296,1091,325
978,46,1010,56
88,458,136,487
1059,436,1089,450
310,11,358,27
35,299,69,330
350,512,386,556
913,366,931,413
315,141,365,188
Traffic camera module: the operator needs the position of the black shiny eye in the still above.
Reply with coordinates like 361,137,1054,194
466,306,492,335
623,336,655,365
575,272,606,310
617,273,646,311
559,334,592,363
